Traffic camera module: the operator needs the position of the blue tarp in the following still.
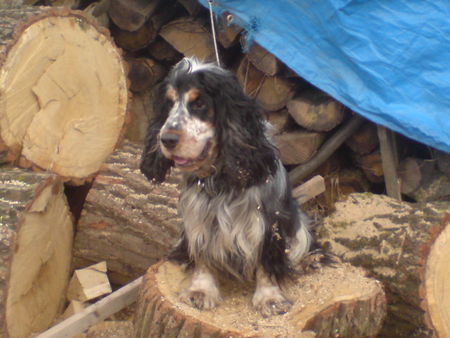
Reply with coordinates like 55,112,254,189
199,0,450,153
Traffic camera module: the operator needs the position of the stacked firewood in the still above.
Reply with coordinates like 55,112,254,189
78,0,449,207
0,0,448,337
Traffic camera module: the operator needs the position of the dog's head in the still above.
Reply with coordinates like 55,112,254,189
140,58,277,188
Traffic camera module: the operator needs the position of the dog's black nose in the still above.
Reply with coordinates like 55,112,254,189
161,133,180,150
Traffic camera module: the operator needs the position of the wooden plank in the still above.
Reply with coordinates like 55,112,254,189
292,175,326,205
377,125,401,200
36,277,143,338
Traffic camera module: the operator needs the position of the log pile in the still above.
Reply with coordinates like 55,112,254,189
0,0,448,337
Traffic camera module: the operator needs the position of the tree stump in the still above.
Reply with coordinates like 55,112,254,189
133,260,386,337
0,7,129,184
73,141,182,285
315,193,450,337
0,169,74,338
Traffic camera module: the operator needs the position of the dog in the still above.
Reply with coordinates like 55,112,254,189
140,57,312,317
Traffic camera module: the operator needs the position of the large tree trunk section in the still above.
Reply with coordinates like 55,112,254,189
0,8,129,184
315,193,450,337
0,170,74,338
73,141,182,285
133,260,386,338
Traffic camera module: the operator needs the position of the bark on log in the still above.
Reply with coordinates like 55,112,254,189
246,42,280,76
356,150,385,183
107,0,162,32
0,169,74,338
73,141,181,285
1,0,24,8
126,57,166,93
287,90,347,132
112,21,158,52
345,122,379,155
218,13,242,48
147,36,183,65
83,1,110,28
0,7,129,184
236,57,295,112
265,109,290,135
133,260,386,338
316,193,450,337
398,157,450,202
125,88,155,144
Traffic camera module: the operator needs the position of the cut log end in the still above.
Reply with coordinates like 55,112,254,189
0,9,129,182
1,170,73,338
133,260,386,337
425,215,450,336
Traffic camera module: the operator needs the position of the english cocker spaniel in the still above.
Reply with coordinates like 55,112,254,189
140,57,312,317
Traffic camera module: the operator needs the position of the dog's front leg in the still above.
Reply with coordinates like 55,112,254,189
179,263,222,310
252,266,292,317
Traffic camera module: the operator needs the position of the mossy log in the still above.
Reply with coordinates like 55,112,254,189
73,141,181,285
0,169,73,338
316,193,450,337
0,7,129,184
133,260,386,338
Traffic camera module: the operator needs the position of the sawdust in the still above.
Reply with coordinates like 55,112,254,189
156,261,381,337
321,193,412,239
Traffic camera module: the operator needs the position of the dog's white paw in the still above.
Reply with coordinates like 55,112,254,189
179,288,221,310
252,286,292,317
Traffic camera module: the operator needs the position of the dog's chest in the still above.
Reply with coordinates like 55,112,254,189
179,183,266,276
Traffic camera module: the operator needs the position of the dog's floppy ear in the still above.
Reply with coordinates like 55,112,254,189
201,71,278,187
140,82,173,183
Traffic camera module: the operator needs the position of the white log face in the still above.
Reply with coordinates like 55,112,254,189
0,15,128,179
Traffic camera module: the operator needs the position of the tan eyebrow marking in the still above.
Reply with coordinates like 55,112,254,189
185,88,200,103
166,86,177,102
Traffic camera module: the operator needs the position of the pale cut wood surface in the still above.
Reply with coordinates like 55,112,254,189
0,8,129,183
67,262,112,302
160,17,216,62
0,169,73,338
274,130,325,165
287,91,346,132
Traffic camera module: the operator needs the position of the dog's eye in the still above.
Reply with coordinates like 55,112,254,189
190,99,206,110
